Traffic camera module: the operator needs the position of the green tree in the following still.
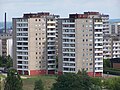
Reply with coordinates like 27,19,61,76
5,55,13,68
90,77,102,90
103,59,111,68
0,55,13,68
51,73,81,90
77,69,93,90
4,69,23,90
34,79,44,90
52,70,93,90
0,55,2,67
103,77,120,90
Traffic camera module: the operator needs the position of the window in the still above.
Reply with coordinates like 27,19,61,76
89,44,92,46
89,63,92,65
89,49,92,51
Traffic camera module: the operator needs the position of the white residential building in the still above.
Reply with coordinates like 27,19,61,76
13,12,59,75
58,12,106,77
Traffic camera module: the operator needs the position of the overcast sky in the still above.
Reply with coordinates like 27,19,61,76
0,0,120,22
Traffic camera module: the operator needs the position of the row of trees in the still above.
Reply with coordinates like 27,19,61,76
34,69,120,90
3,68,120,90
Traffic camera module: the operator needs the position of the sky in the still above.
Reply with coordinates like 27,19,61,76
0,0,120,22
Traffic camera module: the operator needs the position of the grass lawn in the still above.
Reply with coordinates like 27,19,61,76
22,75,57,90
0,74,6,78
0,74,6,90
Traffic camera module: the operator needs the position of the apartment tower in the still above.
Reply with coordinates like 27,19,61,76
13,12,59,75
58,12,108,76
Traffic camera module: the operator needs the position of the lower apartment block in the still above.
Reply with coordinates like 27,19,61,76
103,34,120,59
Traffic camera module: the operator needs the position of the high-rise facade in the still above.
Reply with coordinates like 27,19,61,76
58,12,108,76
13,12,59,75
101,14,109,34
13,11,109,76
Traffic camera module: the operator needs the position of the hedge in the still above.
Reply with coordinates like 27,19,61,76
104,68,120,75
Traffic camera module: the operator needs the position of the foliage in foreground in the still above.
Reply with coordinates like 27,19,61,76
90,77,102,90
103,77,120,90
103,59,111,68
4,69,23,90
0,55,13,68
34,79,44,90
51,69,102,90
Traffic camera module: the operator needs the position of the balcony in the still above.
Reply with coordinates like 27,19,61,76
48,67,56,70
95,56,103,58
63,61,75,63
95,46,103,48
95,65,103,67
48,63,56,65
94,32,103,35
95,41,103,44
17,54,28,56
63,37,75,39
94,22,103,25
47,54,56,56
47,30,56,33
63,65,75,68
47,26,56,28
17,68,28,70
94,26,103,29
47,40,56,42
47,21,56,24
95,51,103,53
63,70,75,73
63,32,75,34
95,60,103,63
95,70,103,72
62,22,75,24
95,37,103,39
17,50,28,52
63,56,75,58
63,42,75,44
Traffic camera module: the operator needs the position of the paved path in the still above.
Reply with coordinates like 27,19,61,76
103,74,120,78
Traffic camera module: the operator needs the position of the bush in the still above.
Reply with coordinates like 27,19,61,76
34,79,44,90
4,69,22,90
51,70,103,90
104,68,120,75
103,77,120,90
